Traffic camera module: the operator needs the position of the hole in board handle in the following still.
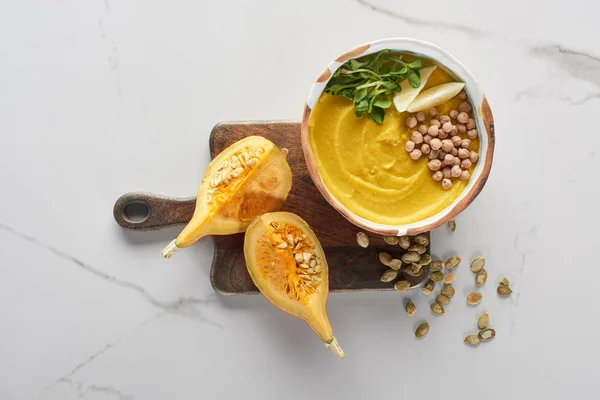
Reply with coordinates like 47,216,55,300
122,201,150,223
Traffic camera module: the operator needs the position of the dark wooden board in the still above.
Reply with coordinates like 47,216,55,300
113,121,431,295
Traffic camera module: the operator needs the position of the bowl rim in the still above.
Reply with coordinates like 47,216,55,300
300,37,495,236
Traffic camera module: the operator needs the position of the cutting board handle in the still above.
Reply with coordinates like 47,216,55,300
113,192,196,231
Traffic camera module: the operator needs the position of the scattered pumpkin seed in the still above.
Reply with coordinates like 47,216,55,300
500,277,510,286
497,285,513,297
445,255,461,270
429,260,443,272
464,334,480,346
466,292,483,305
405,300,416,317
421,279,435,296
402,251,421,264
478,328,496,341
447,219,456,232
389,259,403,270
394,280,411,292
383,236,399,245
475,268,488,287
408,244,427,255
404,263,423,277
380,269,398,283
415,322,429,338
430,301,445,315
478,312,489,329
470,256,485,272
356,232,369,248
413,234,429,246
379,252,393,266
436,293,450,305
430,271,444,283
418,254,432,266
441,284,455,298
399,235,411,249
444,272,455,284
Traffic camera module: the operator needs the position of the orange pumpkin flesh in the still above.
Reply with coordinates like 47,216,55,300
244,212,344,359
162,136,292,258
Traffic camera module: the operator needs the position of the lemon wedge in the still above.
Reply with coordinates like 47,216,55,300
406,82,465,113
392,66,437,113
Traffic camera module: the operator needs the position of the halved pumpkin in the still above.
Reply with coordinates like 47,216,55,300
244,212,344,359
162,136,292,258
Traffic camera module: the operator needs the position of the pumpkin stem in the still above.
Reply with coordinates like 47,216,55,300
325,336,344,360
161,240,180,259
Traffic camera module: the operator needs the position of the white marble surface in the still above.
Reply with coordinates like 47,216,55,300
1,0,599,399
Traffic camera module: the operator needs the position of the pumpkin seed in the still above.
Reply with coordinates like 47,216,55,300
414,234,429,246
405,301,416,317
478,312,489,329
383,236,399,245
497,285,513,297
379,252,393,266
356,232,369,248
389,259,403,270
448,219,456,232
399,235,411,249
429,260,443,272
402,252,421,264
421,279,435,296
441,284,455,298
404,263,423,277
478,328,496,341
464,334,480,346
380,269,398,283
430,301,445,315
436,293,451,305
466,292,483,305
408,244,427,255
444,272,455,284
475,268,488,287
394,280,411,292
430,271,444,283
415,322,430,338
418,254,432,266
470,256,485,272
500,277,510,286
445,255,461,270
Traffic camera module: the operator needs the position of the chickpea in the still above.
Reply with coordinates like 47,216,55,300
451,165,462,178
416,112,426,122
457,124,467,133
432,171,443,181
451,148,458,157
461,138,471,149
451,135,462,147
442,122,453,133
461,158,472,169
429,107,439,117
417,125,427,134
430,138,442,150
440,115,451,124
438,150,447,160
421,143,431,155
428,159,442,171
410,149,423,160
453,156,461,166
406,116,418,128
444,154,455,165
457,112,469,124
451,125,458,135
430,119,441,128
442,178,453,190
427,124,439,137
467,129,478,139
429,149,440,159
411,131,423,144
469,151,479,163
467,118,476,130
438,130,448,139
460,170,470,180
459,101,472,112
442,167,452,178
458,148,470,159
449,110,459,119
441,139,454,152
458,90,467,100
405,141,415,152
423,134,432,144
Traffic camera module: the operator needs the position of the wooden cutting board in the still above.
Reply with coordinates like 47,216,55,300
113,121,430,295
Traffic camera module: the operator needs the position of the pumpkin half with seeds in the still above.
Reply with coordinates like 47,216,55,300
244,212,344,359
162,136,292,258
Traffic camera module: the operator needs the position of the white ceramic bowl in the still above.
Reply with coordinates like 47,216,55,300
301,38,495,236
